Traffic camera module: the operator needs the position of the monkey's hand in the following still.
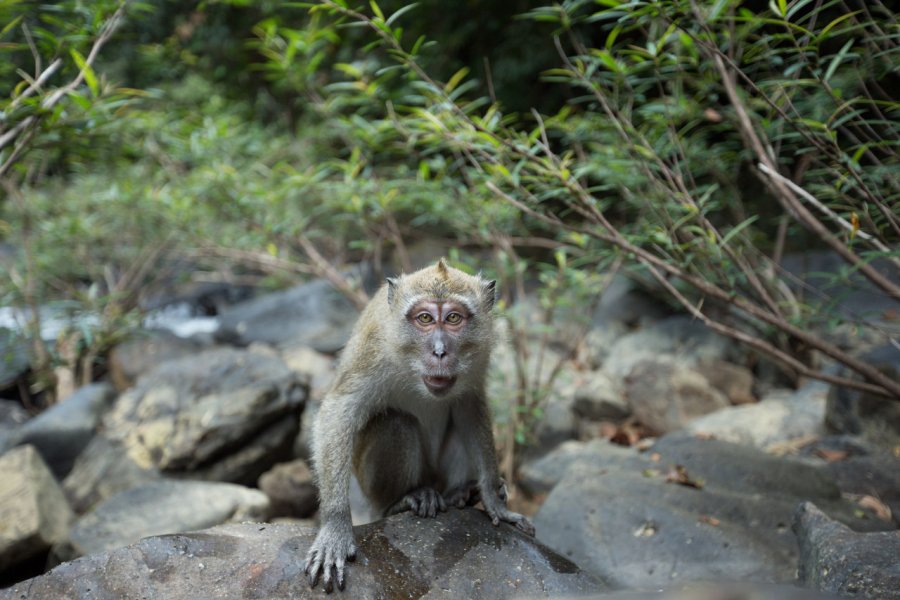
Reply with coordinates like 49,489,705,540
304,520,357,593
480,490,536,537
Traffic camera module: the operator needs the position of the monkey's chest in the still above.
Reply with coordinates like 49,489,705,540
391,399,450,466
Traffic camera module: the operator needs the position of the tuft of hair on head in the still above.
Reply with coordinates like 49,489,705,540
435,258,450,279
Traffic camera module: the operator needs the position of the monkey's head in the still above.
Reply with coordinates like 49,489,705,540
386,259,496,398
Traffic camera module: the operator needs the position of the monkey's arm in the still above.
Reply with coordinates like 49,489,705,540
453,395,535,536
305,393,366,592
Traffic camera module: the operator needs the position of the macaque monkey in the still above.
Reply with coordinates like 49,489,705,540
304,259,534,592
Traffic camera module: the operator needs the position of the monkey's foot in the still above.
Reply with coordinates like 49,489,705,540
444,479,509,509
386,486,447,518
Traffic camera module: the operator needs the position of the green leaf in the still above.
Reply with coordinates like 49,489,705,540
820,11,861,39
70,48,98,97
1,15,23,38
385,3,418,26
444,66,469,94
369,0,384,21
824,38,855,83
720,215,759,247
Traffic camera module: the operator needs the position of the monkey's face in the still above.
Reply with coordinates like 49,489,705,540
406,299,473,396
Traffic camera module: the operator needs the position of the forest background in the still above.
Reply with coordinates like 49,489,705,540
1,0,898,450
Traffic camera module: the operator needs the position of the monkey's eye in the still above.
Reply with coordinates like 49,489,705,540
445,312,463,325
415,313,435,325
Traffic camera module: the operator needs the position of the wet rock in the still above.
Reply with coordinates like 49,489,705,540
8,383,116,478
104,346,306,484
533,434,891,590
62,435,159,514
217,278,358,353
826,343,900,448
3,510,608,600
684,383,827,451
0,327,29,389
794,501,900,599
56,480,270,561
257,459,318,519
625,359,730,433
0,445,73,572
107,330,205,392
572,370,629,421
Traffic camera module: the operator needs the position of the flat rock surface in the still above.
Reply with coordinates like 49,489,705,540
532,435,893,590
2,510,607,600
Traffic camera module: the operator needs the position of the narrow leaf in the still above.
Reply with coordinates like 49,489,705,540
70,48,98,97
824,38,854,83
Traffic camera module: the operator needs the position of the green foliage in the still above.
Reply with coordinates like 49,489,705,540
2,0,898,409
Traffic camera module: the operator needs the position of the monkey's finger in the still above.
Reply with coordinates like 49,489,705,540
437,494,447,512
335,557,347,591
516,518,536,536
306,561,321,588
323,564,334,593
348,544,357,561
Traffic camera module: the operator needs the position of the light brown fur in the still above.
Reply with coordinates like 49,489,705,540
304,260,533,593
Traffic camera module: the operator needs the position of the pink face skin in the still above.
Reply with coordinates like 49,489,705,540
407,300,469,395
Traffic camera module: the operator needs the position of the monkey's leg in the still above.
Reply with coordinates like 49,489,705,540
353,409,447,518
438,424,507,509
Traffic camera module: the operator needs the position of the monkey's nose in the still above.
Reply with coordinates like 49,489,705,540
432,341,446,358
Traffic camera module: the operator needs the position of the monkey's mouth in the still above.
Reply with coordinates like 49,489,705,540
423,375,456,394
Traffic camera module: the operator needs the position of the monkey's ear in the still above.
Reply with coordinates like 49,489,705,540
482,279,497,310
386,277,399,305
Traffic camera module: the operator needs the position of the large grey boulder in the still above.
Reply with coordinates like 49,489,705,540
103,346,307,484
107,330,205,391
217,278,358,353
604,315,740,379
624,359,730,433
8,383,116,478
572,370,629,421
826,343,900,447
62,435,160,514
794,501,900,599
3,510,608,599
57,480,270,560
519,439,647,497
533,434,892,590
0,445,74,572
684,384,826,451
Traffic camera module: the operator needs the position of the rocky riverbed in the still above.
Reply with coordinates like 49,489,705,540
1,268,898,599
